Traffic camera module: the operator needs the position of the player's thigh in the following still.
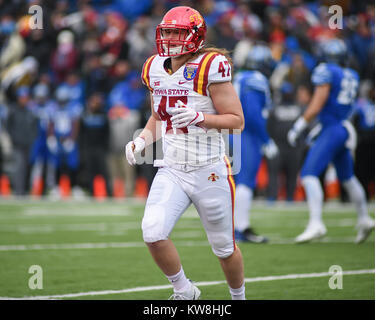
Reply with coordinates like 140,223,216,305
301,126,347,177
333,147,354,182
142,168,192,243
191,160,235,258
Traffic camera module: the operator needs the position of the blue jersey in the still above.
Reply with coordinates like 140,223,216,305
51,102,83,138
29,100,58,133
311,62,359,127
233,70,271,144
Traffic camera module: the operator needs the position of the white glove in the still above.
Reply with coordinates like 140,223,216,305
63,138,75,152
125,136,145,165
287,117,308,147
47,136,58,154
170,100,204,129
262,139,279,159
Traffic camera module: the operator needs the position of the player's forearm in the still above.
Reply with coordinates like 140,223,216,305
302,84,330,123
138,115,162,146
201,113,244,131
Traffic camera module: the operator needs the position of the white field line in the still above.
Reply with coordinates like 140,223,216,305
0,218,359,234
1,235,374,251
1,269,374,300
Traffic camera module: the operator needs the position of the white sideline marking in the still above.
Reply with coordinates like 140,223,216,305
1,269,374,300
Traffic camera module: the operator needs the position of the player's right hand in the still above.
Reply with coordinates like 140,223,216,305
287,117,308,147
287,128,298,147
125,137,145,165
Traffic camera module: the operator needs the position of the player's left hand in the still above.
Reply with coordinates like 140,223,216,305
170,100,204,128
262,139,279,159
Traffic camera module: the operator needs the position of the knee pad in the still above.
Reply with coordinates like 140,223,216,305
211,238,235,259
342,176,365,203
142,204,168,243
199,198,235,258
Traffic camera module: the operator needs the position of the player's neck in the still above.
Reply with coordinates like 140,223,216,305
170,53,193,74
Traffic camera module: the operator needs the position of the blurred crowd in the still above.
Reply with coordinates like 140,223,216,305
1,0,375,200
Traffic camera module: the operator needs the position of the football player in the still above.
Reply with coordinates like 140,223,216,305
288,38,375,243
125,6,246,300
232,44,278,243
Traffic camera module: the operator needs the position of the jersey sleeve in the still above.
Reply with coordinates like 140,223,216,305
193,53,232,96
141,55,157,92
311,63,332,85
208,54,232,84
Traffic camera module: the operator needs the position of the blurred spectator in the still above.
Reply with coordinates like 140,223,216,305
82,54,109,96
113,0,152,22
210,12,238,52
108,102,140,197
127,16,155,71
285,52,311,87
50,30,79,83
353,82,375,199
99,11,128,62
24,29,53,73
230,0,263,40
0,103,11,178
1,56,39,102
0,13,26,70
79,93,110,196
6,86,38,195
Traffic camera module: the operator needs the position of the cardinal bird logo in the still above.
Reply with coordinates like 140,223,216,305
208,173,219,182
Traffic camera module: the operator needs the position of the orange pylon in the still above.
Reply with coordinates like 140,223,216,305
325,180,340,199
256,159,268,191
134,177,149,198
93,175,107,200
0,175,11,196
113,178,125,198
59,174,71,198
31,177,44,197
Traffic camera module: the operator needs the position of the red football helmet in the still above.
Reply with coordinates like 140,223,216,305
156,6,207,57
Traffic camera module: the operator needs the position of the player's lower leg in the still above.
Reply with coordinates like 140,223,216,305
342,176,375,243
296,175,326,243
219,247,245,300
234,184,252,232
146,239,200,299
234,184,268,243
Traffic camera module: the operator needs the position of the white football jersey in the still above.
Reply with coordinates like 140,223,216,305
141,51,232,169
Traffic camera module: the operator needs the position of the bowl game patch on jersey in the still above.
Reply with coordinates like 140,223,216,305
183,63,199,81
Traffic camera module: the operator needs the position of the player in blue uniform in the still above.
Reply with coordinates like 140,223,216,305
233,44,278,243
47,86,83,196
288,39,375,243
29,84,57,192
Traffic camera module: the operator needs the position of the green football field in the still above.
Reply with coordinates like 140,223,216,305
0,198,374,300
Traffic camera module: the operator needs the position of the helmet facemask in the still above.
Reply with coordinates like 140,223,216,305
156,23,204,57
